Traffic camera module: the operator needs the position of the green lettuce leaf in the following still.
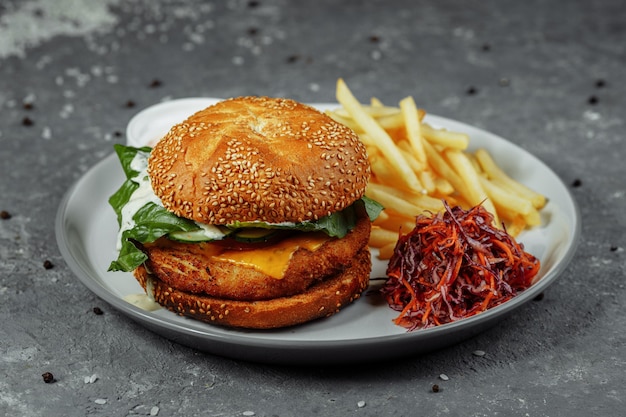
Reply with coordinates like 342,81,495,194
226,197,383,238
107,230,149,272
131,202,201,242
361,195,385,222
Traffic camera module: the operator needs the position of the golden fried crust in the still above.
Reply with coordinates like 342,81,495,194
141,205,371,301
147,96,371,225
134,248,371,329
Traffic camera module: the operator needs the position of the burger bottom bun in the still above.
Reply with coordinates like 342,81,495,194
133,248,371,329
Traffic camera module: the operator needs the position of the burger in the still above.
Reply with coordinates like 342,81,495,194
108,96,382,329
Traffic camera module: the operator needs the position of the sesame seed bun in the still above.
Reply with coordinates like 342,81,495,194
148,96,371,224
133,248,371,329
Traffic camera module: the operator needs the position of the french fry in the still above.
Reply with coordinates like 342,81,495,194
467,152,482,173
331,104,401,119
336,78,422,192
366,184,423,216
370,97,384,107
474,148,546,209
523,208,541,227
397,141,428,174
418,170,437,194
369,227,401,249
480,177,541,227
422,123,469,150
506,215,527,237
444,149,499,225
368,181,411,200
378,241,397,260
400,96,427,164
422,140,466,193
375,214,416,235
369,153,418,189
375,112,407,130
433,177,454,196
366,182,444,216
479,176,534,217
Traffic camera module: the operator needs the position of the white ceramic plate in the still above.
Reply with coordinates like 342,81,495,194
56,98,580,364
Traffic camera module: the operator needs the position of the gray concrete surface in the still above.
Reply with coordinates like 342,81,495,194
1,0,625,416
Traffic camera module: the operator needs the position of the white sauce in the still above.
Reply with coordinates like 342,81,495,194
242,220,298,227
123,271,161,311
196,222,228,239
123,294,161,311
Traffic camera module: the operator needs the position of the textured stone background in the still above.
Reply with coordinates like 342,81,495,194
1,1,624,416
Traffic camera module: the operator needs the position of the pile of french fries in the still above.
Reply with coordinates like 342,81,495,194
328,79,546,259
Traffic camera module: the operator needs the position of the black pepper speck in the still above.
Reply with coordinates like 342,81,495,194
432,384,440,393
42,372,55,383
149,79,162,88
610,246,618,252
466,86,478,95
0,210,11,219
534,292,545,301
43,260,54,270
572,179,582,188
125,100,136,108
93,307,104,315
595,79,606,88
22,116,34,126
587,95,598,105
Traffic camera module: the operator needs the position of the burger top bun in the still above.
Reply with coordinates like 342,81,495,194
148,96,371,225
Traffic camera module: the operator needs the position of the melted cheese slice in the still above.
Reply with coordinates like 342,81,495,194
213,232,330,279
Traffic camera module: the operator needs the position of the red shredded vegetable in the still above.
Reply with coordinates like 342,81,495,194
382,202,540,330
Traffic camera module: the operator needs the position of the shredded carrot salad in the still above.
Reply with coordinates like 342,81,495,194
382,202,540,330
